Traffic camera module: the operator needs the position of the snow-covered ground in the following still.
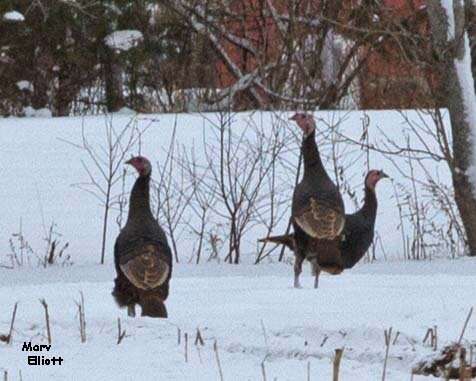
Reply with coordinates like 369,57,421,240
0,260,475,380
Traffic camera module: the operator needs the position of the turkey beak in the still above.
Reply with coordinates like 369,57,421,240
125,158,133,166
380,171,390,179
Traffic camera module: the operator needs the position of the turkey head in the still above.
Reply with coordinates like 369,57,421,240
290,112,315,138
126,156,152,177
365,170,389,191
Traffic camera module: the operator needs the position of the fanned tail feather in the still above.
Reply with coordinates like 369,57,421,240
140,294,167,318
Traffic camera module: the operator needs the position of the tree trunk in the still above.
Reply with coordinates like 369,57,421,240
103,47,125,112
32,51,50,110
427,0,476,256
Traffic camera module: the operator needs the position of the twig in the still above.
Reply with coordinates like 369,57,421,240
184,333,188,363
320,335,329,347
392,331,400,346
195,328,205,346
458,307,473,345
261,361,267,381
7,303,18,345
177,327,181,345
117,318,126,344
196,344,203,364
214,340,225,381
76,292,86,343
39,299,51,344
333,348,344,381
382,328,393,381
307,361,311,381
261,319,269,348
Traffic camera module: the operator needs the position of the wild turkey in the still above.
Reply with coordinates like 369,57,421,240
259,169,389,276
290,113,346,289
339,169,388,268
112,156,172,318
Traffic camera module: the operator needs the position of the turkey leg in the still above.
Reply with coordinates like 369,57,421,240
294,254,304,288
310,259,321,289
127,305,136,317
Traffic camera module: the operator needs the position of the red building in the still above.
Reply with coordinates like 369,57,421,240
215,0,432,109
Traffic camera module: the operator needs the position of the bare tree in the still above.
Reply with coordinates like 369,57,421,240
159,0,402,110
425,0,476,256
65,116,143,264
179,147,218,264
200,112,287,263
153,120,196,263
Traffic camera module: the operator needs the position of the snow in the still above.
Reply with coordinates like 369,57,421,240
23,107,52,118
16,81,32,92
104,30,143,51
0,261,474,380
440,0,455,40
115,106,136,115
453,34,476,193
2,11,25,22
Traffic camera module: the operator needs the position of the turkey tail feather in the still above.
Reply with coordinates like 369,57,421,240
120,244,170,290
258,234,295,251
307,239,344,275
140,295,167,318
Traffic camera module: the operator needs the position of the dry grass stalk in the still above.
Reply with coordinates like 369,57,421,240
261,361,267,381
195,328,205,346
320,335,329,347
39,299,51,344
76,292,86,343
458,307,473,345
196,344,203,364
382,328,393,381
423,326,438,350
261,319,269,348
333,348,344,381
117,318,126,345
214,340,225,381
0,303,18,345
184,333,188,363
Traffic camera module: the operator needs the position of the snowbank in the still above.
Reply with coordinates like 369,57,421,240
104,30,143,51
2,11,24,22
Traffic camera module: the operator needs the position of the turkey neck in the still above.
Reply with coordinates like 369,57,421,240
127,174,154,223
302,130,330,181
361,185,377,220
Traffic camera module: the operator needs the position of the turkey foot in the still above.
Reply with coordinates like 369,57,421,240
127,305,136,317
